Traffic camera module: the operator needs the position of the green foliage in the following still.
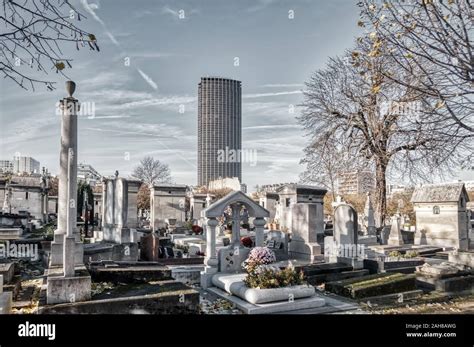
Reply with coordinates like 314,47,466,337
388,251,402,258
404,250,419,258
175,244,189,254
184,220,193,230
388,250,419,259
30,222,55,240
243,266,305,289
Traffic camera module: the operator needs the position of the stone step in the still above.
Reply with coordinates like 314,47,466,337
363,258,425,274
306,269,369,285
325,272,417,299
298,263,353,277
39,280,199,314
385,266,419,274
433,252,450,260
89,265,172,284
360,289,423,305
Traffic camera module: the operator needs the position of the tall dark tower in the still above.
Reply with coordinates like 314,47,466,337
198,77,242,187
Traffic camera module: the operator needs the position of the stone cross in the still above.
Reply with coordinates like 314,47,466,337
230,203,241,246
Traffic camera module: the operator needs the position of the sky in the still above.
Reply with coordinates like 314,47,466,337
1,0,471,190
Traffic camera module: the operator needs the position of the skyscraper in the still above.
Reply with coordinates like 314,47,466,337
197,77,242,187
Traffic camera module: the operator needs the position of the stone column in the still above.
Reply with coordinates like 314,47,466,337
230,203,241,246
204,217,218,268
201,217,218,289
254,217,266,247
50,81,80,266
46,82,91,305
63,148,76,277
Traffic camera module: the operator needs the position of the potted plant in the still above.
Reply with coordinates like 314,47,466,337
230,247,315,304
184,220,193,235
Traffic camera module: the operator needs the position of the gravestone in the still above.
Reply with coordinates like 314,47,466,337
140,232,160,261
102,177,140,244
328,204,364,269
218,246,250,273
388,214,404,246
334,204,358,246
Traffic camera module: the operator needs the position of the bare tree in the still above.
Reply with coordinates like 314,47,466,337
132,156,172,186
299,136,364,201
137,183,150,211
1,0,99,90
298,39,460,227
358,0,473,141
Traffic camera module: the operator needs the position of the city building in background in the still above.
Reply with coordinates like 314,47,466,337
386,183,414,198
197,77,242,187
77,163,102,186
12,156,40,175
208,177,242,192
0,160,13,174
336,170,375,196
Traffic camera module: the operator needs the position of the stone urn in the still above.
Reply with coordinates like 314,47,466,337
65,80,76,97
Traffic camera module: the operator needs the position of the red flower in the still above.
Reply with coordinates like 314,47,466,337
241,236,253,248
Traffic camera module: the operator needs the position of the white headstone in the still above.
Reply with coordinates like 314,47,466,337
334,204,358,246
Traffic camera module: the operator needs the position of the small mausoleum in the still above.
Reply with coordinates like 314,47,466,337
150,184,187,231
411,183,470,250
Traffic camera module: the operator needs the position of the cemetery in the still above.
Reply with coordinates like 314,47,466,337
0,82,472,316
0,1,474,315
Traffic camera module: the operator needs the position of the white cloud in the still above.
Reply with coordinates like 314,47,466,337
81,0,162,92
136,68,158,90
120,95,196,109
243,90,302,98
162,6,179,17
261,83,304,88
243,124,300,130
